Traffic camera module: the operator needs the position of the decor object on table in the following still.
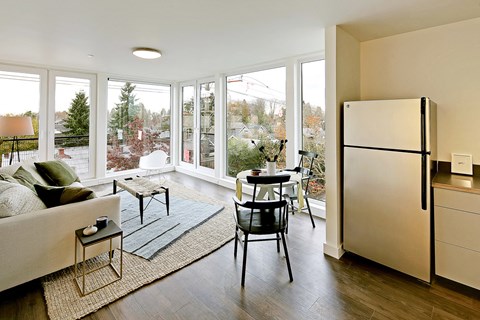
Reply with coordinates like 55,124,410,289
41,180,234,320
251,138,287,163
250,169,261,176
0,116,34,165
82,225,98,236
96,216,108,229
266,161,276,175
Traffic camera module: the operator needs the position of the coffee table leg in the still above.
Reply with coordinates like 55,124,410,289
166,188,170,216
139,195,144,224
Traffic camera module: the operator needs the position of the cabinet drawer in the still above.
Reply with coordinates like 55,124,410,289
435,206,480,251
435,241,480,290
434,188,480,214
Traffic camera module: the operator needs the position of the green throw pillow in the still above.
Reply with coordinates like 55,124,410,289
34,160,80,186
12,166,41,192
34,184,96,208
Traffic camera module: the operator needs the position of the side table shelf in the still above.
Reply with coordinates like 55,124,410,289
74,221,123,296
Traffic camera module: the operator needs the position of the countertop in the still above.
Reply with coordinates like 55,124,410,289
432,170,480,195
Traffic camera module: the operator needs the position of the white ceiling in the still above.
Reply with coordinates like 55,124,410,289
1,0,480,82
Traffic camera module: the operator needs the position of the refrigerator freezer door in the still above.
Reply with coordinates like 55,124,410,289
344,98,431,152
343,147,431,282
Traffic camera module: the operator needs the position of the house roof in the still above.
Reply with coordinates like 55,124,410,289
1,0,479,81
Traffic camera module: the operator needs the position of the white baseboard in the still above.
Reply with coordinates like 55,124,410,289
323,242,345,259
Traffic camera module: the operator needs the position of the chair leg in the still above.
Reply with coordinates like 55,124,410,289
276,233,280,253
305,198,315,228
241,233,249,286
281,231,293,282
286,206,289,234
234,227,238,258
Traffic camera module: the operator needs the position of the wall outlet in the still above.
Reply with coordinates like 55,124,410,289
451,153,473,175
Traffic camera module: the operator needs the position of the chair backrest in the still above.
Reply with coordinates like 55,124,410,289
297,150,318,193
139,150,169,170
235,174,291,233
298,150,318,172
246,174,290,201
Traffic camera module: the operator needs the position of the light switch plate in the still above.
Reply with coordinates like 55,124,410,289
451,153,473,175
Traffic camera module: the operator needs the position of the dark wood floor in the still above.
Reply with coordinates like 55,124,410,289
1,172,479,320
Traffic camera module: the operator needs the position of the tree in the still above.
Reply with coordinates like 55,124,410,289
64,91,90,136
109,82,139,137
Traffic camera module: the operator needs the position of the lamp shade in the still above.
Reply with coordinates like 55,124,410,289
0,116,34,137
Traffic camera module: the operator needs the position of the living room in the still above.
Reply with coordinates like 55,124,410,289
1,0,480,319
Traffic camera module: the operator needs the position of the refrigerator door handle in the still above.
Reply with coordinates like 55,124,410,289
421,97,426,153
421,154,427,210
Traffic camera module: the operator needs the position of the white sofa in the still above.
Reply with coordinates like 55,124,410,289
0,159,121,292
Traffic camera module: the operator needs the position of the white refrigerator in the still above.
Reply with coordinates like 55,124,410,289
343,97,437,282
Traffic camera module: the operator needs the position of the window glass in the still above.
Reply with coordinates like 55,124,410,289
54,76,91,178
226,67,286,177
181,86,195,164
107,80,171,173
301,60,325,201
199,82,215,169
0,71,40,166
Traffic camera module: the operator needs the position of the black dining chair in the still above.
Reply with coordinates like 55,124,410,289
283,150,318,228
232,174,293,286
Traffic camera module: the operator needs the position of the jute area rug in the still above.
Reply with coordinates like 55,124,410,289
41,180,235,320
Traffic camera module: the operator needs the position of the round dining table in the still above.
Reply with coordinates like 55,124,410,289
235,169,304,211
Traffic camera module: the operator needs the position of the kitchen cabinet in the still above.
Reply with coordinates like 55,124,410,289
433,186,480,290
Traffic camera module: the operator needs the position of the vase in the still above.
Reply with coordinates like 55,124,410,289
266,161,276,176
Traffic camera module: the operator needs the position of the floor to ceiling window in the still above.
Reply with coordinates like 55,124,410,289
226,67,286,177
181,85,194,164
52,73,95,179
199,81,215,169
180,81,216,173
0,69,41,167
106,80,171,174
301,60,325,201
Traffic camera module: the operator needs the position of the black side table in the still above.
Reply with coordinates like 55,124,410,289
74,221,123,296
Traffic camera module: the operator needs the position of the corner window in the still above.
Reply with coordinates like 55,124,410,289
107,80,171,173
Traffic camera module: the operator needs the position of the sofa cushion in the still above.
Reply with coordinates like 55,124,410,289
34,160,80,186
0,181,47,218
0,173,18,184
0,157,50,186
34,184,96,208
12,166,42,192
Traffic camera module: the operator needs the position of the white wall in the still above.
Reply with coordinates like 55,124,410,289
324,26,360,258
361,17,480,164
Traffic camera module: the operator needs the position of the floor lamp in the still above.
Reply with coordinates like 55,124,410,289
0,116,34,165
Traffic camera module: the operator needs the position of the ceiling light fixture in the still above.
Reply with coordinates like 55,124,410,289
132,47,162,59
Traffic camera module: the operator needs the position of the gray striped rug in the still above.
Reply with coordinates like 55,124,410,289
118,191,224,260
